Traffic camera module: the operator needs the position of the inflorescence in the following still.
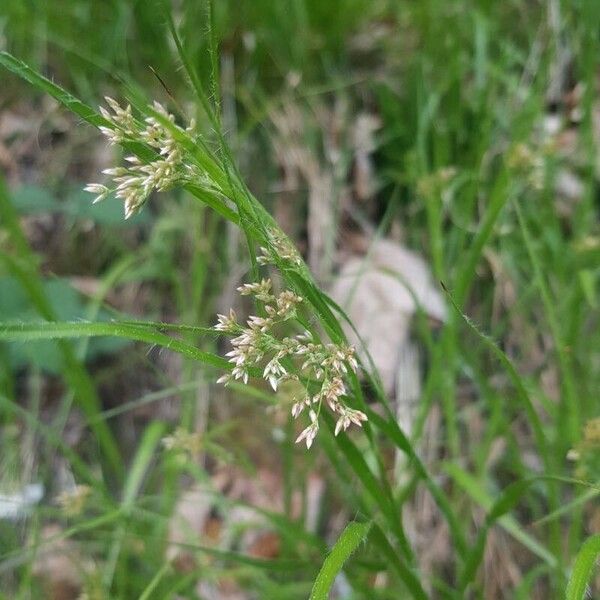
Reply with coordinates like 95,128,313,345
85,98,206,219
214,279,367,449
256,227,303,267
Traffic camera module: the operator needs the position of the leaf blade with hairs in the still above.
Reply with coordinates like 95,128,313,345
566,535,600,600
310,521,371,600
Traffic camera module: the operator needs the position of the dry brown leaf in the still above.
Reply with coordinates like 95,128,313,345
329,238,445,396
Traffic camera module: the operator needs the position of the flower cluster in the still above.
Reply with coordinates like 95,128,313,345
506,143,544,190
85,98,205,219
416,166,457,199
567,417,600,479
257,227,303,267
214,279,367,448
56,484,91,517
162,426,204,458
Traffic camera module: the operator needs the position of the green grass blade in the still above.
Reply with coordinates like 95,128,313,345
0,509,124,574
443,284,549,462
446,464,558,571
104,421,165,588
0,51,106,127
0,177,123,479
458,477,550,591
0,321,228,370
453,169,511,306
534,489,600,527
513,199,579,446
309,521,371,600
366,409,468,558
121,421,165,507
566,535,600,600
0,393,103,490
138,561,172,600
322,412,413,561
369,525,429,600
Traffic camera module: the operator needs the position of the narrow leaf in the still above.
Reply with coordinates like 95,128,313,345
566,535,600,600
310,521,371,600
0,51,106,127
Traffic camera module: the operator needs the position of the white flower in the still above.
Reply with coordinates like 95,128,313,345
291,400,304,418
213,279,367,450
83,183,110,204
295,422,318,449
263,358,287,391
334,408,367,436
88,98,206,218
237,279,274,302
215,309,238,332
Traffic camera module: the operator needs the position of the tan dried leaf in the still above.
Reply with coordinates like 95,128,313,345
329,239,445,396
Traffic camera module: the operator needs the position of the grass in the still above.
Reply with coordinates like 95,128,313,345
0,0,599,598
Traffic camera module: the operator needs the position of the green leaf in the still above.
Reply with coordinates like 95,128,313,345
309,521,371,600
103,422,166,587
443,286,549,462
0,276,129,373
0,176,123,479
9,185,58,213
458,477,550,590
369,525,428,599
566,535,600,600
0,320,228,370
446,464,559,583
366,409,467,558
10,185,150,225
0,51,106,127
321,411,413,562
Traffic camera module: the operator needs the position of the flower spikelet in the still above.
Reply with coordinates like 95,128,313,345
85,98,207,219
214,278,366,449
257,228,303,267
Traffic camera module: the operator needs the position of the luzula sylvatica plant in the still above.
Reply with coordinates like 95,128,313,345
86,97,367,449
2,0,598,592
0,52,487,596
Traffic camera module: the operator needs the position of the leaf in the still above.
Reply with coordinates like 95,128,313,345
103,422,166,586
0,320,228,370
443,286,549,462
321,411,413,562
0,176,123,479
0,276,129,373
369,525,428,599
566,535,600,600
366,409,467,558
9,185,58,213
0,51,106,127
458,477,551,590
449,464,600,590
309,521,371,600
